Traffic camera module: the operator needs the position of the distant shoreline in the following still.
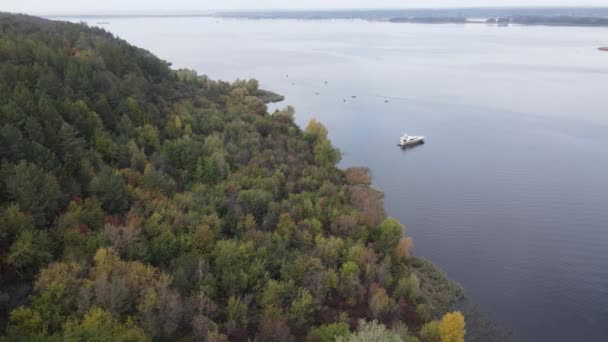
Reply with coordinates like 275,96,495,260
207,7,608,27
40,7,608,28
388,16,608,27
600,47,608,51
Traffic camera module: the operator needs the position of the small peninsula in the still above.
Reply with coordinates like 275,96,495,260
256,88,285,103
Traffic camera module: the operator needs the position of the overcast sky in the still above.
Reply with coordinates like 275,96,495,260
4,0,607,14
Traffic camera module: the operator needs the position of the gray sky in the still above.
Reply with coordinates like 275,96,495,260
4,0,607,14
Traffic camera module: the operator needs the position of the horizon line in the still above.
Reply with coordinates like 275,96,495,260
14,5,608,17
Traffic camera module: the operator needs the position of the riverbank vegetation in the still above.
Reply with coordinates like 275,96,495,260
0,13,464,341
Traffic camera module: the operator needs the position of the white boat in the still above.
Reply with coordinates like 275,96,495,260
399,133,425,147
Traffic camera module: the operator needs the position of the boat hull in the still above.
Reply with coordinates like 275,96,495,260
398,138,424,147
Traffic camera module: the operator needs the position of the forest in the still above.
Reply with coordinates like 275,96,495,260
0,13,464,341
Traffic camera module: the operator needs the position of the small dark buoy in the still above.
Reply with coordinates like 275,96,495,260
351,95,357,99
324,81,328,84
291,83,295,85
385,100,389,103
343,99,346,102
315,92,319,95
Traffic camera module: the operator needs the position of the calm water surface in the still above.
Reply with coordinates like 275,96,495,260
66,17,608,341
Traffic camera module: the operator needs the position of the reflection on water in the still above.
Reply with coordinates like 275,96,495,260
63,17,608,342
399,143,425,151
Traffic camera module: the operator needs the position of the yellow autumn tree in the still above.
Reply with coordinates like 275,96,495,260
439,311,466,342
305,119,341,167
305,119,329,142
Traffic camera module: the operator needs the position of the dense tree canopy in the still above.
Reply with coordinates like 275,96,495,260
0,13,464,341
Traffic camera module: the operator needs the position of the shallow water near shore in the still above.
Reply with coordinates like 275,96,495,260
60,16,608,341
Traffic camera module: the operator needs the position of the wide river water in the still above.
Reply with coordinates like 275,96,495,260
61,16,608,341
